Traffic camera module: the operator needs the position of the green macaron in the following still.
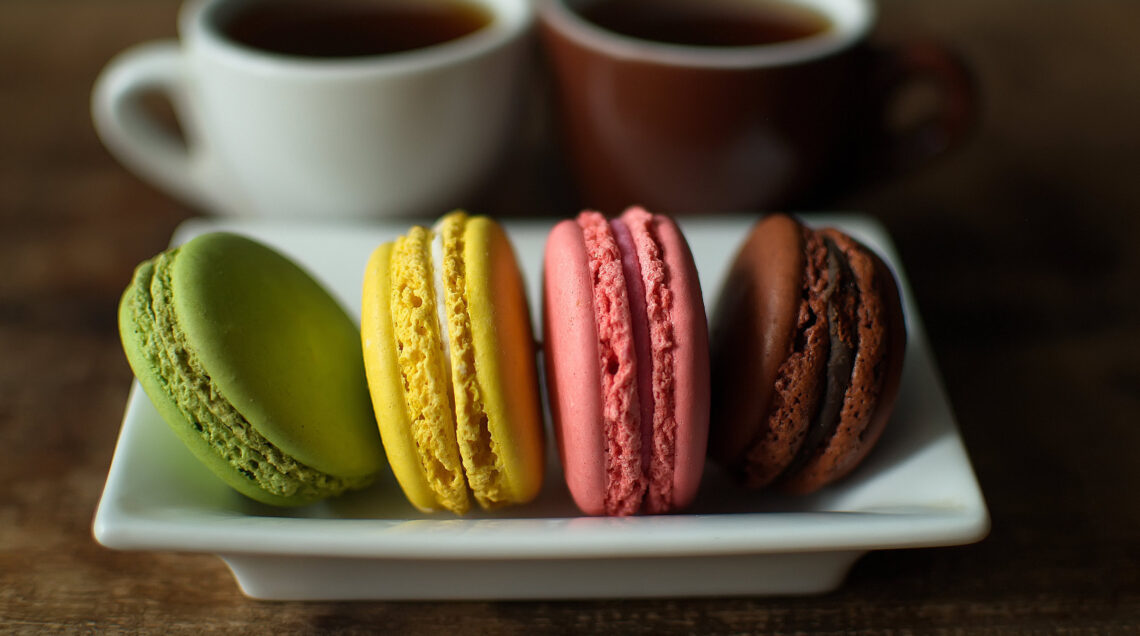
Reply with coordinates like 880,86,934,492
118,232,385,506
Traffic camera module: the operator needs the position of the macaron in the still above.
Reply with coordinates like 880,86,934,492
118,232,386,506
708,214,906,493
361,211,545,515
543,207,710,516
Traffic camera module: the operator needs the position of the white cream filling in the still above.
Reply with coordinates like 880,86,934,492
430,223,453,390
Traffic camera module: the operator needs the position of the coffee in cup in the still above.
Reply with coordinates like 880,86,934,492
578,0,831,48
220,0,492,58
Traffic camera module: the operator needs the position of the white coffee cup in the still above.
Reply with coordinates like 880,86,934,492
92,0,533,219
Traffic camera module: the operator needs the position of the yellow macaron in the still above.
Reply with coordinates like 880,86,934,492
361,212,544,514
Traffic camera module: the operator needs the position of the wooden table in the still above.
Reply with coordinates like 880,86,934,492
3,0,1138,631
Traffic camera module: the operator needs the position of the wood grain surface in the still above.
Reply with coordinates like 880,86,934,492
2,0,1138,632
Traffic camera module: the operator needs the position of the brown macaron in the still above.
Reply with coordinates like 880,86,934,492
709,214,906,494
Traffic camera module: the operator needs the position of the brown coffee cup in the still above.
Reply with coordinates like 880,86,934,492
538,0,975,213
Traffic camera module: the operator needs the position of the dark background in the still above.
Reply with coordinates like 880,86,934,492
2,0,1138,631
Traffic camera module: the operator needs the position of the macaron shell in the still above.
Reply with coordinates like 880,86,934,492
708,215,804,470
437,213,501,508
545,211,709,515
578,211,646,516
361,243,441,512
543,220,607,516
388,228,471,514
742,225,831,487
859,251,907,462
171,233,383,480
780,230,906,493
609,218,655,501
437,213,496,506
644,211,710,510
118,261,312,507
463,216,545,505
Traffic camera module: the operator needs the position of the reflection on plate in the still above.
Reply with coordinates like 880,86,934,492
93,214,988,600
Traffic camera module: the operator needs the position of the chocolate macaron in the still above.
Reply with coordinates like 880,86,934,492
709,214,906,493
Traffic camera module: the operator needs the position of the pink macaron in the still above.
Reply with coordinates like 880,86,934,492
543,207,710,516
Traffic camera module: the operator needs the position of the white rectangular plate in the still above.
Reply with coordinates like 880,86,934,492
94,214,988,600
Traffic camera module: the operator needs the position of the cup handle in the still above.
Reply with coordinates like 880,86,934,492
92,41,224,211
858,39,977,181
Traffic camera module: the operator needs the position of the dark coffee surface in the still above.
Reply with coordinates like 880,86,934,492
221,0,491,58
579,0,830,47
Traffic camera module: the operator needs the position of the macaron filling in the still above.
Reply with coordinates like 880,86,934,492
430,226,454,389
775,236,858,485
578,211,646,516
579,209,679,515
127,251,368,501
433,214,508,509
781,229,891,491
741,225,830,488
390,227,469,514
740,225,885,491
612,209,678,514
609,219,655,493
